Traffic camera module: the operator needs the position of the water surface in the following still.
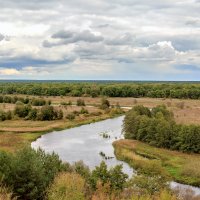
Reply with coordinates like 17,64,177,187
32,116,133,175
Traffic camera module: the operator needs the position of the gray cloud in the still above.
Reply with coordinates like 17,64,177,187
0,34,4,41
43,30,104,48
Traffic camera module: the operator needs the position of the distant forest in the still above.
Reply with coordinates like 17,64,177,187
1,82,200,99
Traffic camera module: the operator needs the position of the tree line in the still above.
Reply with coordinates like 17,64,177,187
123,105,200,153
1,82,200,99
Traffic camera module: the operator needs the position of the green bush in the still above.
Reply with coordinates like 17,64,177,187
14,104,31,118
89,161,128,191
37,105,58,121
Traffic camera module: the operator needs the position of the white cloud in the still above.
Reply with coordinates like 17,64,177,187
0,0,199,80
0,68,20,75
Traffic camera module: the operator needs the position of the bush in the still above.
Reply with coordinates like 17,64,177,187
38,105,57,121
31,98,46,106
47,173,86,200
66,113,75,121
28,108,38,120
14,104,31,118
129,175,169,195
80,107,89,114
77,99,85,106
0,110,6,121
100,98,110,110
89,161,128,191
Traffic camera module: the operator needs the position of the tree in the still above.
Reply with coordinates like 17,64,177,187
0,147,68,200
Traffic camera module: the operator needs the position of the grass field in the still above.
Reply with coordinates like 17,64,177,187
113,139,200,187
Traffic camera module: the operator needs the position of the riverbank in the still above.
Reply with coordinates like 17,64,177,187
0,113,121,152
113,139,200,187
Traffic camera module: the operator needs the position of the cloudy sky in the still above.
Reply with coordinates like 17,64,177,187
0,0,200,80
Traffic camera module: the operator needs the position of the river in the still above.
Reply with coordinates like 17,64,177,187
31,116,200,196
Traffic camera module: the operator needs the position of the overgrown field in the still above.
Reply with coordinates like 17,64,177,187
113,139,200,187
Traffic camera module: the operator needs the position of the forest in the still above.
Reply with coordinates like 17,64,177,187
1,81,200,99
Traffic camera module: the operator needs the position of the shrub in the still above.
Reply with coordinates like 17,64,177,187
47,173,86,200
28,108,38,120
109,108,124,116
80,107,89,114
66,113,75,121
89,161,128,191
77,99,85,106
38,105,57,121
129,175,169,195
14,104,31,118
31,98,46,106
0,110,6,121
100,98,110,110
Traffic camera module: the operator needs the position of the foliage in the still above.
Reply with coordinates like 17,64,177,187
123,105,200,153
0,147,69,200
14,104,63,121
0,95,50,106
0,110,12,121
46,173,86,200
14,104,31,118
2,81,200,99
89,161,128,191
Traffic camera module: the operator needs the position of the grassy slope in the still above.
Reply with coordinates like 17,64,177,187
113,139,200,187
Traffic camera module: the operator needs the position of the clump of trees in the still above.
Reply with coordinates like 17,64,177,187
123,105,200,153
0,147,69,200
14,104,63,121
0,95,50,106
